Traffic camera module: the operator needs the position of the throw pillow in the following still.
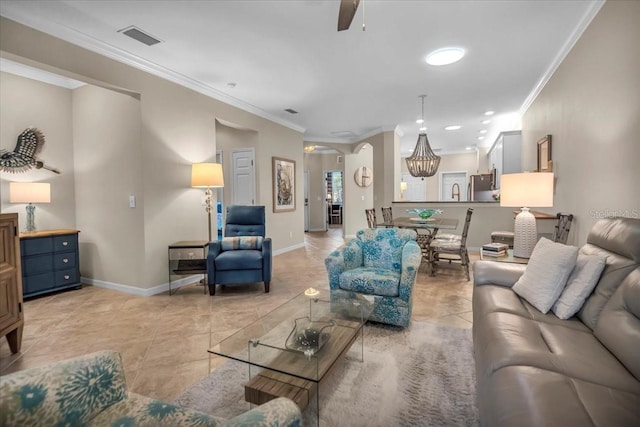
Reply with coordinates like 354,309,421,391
221,236,263,250
552,254,606,319
512,237,579,313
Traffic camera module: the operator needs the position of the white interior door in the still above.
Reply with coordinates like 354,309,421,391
231,148,255,205
440,171,468,201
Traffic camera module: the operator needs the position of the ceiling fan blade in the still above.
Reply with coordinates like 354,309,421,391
337,0,360,31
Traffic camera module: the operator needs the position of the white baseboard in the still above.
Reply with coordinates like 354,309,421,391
82,274,204,296
273,242,306,256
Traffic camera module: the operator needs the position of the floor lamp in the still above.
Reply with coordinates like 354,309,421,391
500,172,554,258
9,182,51,232
191,163,224,241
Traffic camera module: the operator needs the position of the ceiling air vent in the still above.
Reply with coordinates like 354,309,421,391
118,26,162,46
284,108,298,114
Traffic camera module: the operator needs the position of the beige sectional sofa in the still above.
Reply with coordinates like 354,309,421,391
472,217,640,426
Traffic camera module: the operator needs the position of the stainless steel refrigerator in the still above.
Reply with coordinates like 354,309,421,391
468,173,494,201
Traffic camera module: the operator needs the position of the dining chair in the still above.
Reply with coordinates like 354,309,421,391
329,204,342,225
381,207,393,225
428,208,474,280
365,208,378,228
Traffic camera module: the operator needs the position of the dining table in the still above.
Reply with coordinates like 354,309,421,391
379,216,460,260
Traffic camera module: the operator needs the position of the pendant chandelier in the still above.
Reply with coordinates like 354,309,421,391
406,95,441,179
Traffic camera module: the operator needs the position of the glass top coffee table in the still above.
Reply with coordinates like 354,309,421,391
208,289,376,422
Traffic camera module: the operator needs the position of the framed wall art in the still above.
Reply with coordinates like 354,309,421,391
537,135,552,172
272,157,296,212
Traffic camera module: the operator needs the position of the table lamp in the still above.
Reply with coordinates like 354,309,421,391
400,181,408,200
9,182,51,232
191,163,224,241
500,172,554,258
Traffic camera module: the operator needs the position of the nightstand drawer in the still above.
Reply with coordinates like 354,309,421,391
22,237,53,256
53,235,77,252
23,254,53,275
24,272,55,294
54,252,76,270
55,269,78,286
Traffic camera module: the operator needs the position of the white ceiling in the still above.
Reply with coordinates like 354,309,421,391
0,0,602,155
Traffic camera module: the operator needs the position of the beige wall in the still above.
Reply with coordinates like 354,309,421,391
72,84,145,286
521,0,640,246
1,17,304,290
0,72,76,231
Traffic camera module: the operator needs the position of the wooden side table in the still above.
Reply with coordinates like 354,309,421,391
168,240,209,295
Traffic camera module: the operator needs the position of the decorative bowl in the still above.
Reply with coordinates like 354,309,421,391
285,317,335,355
406,209,443,220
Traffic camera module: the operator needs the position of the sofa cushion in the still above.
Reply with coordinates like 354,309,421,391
339,267,400,297
578,243,639,330
215,250,262,270
473,311,640,394
594,268,640,381
220,236,263,251
478,366,640,427
512,238,578,313
552,253,606,319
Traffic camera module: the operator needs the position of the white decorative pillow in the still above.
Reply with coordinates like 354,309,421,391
512,237,579,313
552,254,606,319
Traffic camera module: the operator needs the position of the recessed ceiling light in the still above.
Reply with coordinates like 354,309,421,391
478,136,485,140
416,119,424,124
419,126,427,131
484,111,495,116
444,125,462,131
466,146,473,150
481,119,491,124
426,47,466,66
479,129,487,134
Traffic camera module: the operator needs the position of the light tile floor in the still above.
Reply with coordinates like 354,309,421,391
0,228,477,402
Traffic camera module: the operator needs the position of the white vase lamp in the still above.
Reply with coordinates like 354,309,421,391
9,182,51,232
500,173,554,258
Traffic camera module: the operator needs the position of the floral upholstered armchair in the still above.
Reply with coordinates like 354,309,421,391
324,228,421,327
0,351,301,427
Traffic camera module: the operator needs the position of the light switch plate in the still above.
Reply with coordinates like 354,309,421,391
129,195,136,208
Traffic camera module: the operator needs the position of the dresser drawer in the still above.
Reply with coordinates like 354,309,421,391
22,254,53,275
55,269,78,286
53,235,77,252
24,272,55,294
21,237,53,256
54,252,76,270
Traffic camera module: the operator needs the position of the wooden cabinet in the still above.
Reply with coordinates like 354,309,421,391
488,131,522,189
20,229,81,298
0,213,24,354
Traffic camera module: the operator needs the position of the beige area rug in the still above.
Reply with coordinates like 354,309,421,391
176,321,479,426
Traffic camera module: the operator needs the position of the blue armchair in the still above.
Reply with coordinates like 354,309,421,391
206,205,272,296
324,228,422,327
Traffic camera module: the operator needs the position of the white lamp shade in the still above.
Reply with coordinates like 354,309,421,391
191,163,224,188
9,182,51,203
500,173,554,207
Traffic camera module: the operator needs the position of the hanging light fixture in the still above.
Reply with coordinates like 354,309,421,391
406,95,441,179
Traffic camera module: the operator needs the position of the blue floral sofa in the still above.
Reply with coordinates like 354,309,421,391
0,351,301,427
325,228,422,327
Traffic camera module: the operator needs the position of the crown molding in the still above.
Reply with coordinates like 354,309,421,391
519,0,605,115
0,10,306,134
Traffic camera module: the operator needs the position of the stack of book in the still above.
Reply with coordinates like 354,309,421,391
482,243,509,257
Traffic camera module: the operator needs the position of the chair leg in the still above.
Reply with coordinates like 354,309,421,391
208,284,216,296
264,282,270,293
463,250,470,281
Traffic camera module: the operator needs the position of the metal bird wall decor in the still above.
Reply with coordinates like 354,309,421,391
0,128,60,174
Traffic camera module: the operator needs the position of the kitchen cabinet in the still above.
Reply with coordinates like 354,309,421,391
20,229,81,298
488,131,522,189
0,213,24,353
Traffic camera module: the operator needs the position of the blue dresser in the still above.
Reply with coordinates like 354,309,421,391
20,229,81,298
